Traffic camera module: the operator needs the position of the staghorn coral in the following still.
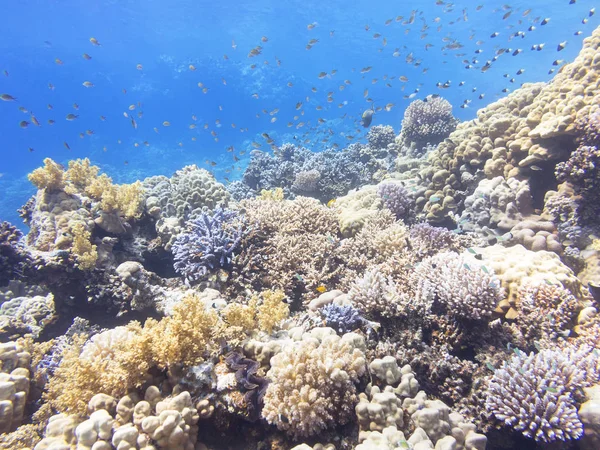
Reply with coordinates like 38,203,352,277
367,125,396,150
396,96,458,156
413,251,504,320
261,328,367,438
172,208,243,286
485,345,600,443
27,158,65,192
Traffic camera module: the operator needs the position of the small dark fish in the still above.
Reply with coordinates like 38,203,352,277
516,68,525,75
557,41,566,51
361,108,374,127
64,142,70,150
541,18,550,25
490,32,499,38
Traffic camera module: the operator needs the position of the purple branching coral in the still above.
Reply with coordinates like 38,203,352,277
367,125,396,150
172,208,243,286
320,303,366,334
398,96,458,153
0,221,25,287
377,182,414,221
485,345,600,444
555,145,600,225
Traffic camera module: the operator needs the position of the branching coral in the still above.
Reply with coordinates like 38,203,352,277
367,125,396,150
413,251,504,320
555,145,600,225
348,268,401,319
485,345,600,443
320,303,365,334
397,96,458,154
262,328,367,438
172,208,243,286
377,181,414,221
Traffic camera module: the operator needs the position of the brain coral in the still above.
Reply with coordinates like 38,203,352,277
261,327,367,438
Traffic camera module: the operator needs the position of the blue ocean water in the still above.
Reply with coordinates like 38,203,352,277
0,0,596,228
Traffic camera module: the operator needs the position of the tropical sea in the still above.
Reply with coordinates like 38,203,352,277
0,0,596,227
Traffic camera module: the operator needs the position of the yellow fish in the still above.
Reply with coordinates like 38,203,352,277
316,285,327,293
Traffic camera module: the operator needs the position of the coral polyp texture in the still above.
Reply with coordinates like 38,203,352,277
172,208,243,285
261,328,367,438
2,23,600,450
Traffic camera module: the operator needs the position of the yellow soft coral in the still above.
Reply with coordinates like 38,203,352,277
70,222,97,270
260,187,285,201
27,158,65,192
256,289,289,334
146,293,219,369
44,324,153,414
64,158,100,194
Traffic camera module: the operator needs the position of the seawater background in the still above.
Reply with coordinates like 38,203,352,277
0,0,597,228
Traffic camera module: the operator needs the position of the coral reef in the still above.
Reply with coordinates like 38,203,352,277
4,24,600,450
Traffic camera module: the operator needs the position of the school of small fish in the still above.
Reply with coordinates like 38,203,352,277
0,2,595,175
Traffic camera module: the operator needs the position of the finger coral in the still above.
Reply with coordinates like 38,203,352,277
262,328,367,438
